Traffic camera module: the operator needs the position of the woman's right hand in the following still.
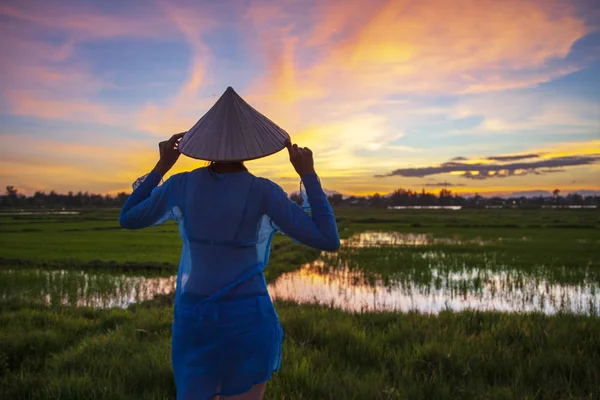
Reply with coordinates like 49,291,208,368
286,140,315,177
154,132,185,176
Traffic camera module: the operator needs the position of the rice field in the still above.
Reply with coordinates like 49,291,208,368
1,208,599,399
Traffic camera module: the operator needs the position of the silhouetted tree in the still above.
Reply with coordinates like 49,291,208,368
369,193,384,207
4,186,18,206
328,194,343,206
553,188,561,205
1,185,599,209
439,188,452,205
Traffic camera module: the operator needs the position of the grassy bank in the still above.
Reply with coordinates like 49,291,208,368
1,298,599,399
0,210,318,282
1,209,598,268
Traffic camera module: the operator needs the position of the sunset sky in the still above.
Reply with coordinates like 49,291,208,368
1,0,599,197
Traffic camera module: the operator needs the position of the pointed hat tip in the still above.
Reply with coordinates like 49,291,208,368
226,86,234,92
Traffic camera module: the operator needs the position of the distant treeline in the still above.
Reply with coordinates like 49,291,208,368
292,188,600,208
1,185,599,209
2,186,129,208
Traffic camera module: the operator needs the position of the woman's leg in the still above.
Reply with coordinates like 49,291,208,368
221,382,266,400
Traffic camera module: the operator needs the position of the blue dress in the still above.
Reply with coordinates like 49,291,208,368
119,167,339,399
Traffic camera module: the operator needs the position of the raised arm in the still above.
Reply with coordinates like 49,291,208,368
266,174,340,251
119,132,185,229
265,142,340,251
119,170,175,229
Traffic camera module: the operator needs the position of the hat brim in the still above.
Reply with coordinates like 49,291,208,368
178,86,291,162
180,143,288,162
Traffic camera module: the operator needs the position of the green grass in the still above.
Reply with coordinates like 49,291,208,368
333,206,600,232
0,211,318,281
1,299,598,399
321,244,599,284
2,208,597,268
0,208,599,399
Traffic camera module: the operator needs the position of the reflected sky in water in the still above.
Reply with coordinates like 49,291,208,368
268,231,598,315
1,232,597,314
342,232,490,247
268,262,598,315
1,269,175,308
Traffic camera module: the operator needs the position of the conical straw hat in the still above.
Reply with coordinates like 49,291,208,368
179,86,291,162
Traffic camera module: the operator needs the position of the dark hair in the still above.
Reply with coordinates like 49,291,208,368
208,161,247,172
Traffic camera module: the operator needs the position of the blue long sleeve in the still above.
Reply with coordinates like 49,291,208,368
119,170,175,229
267,172,340,251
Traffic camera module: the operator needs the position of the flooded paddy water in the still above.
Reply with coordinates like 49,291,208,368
0,269,176,308
2,231,597,315
268,259,598,314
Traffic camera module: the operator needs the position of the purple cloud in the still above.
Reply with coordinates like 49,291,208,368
422,182,466,187
485,153,541,162
376,154,600,179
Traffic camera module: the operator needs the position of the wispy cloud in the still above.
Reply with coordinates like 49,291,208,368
248,0,591,110
240,0,596,184
0,0,174,40
444,89,600,138
133,1,222,135
0,0,179,125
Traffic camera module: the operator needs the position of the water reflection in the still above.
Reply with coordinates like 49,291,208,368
0,230,596,314
1,269,175,308
342,232,489,247
2,264,596,314
268,263,599,315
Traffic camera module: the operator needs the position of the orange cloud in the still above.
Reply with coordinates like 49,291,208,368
257,0,588,105
233,0,593,186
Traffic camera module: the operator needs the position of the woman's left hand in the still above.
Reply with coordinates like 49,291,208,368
154,132,185,176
